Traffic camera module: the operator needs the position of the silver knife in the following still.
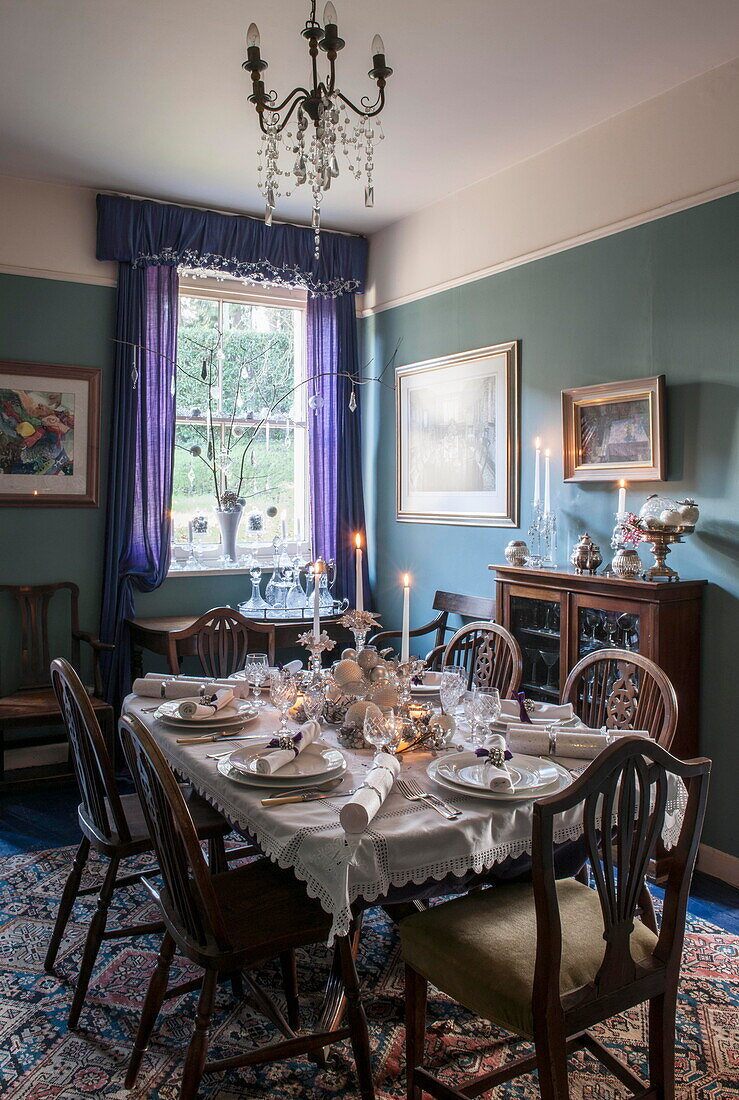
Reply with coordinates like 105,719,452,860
261,787,358,806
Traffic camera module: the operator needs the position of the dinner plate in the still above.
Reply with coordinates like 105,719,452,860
226,739,346,784
410,671,442,696
427,754,571,801
154,700,258,729
216,756,345,791
438,752,560,793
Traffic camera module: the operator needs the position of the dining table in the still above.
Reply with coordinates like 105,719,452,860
121,689,687,1093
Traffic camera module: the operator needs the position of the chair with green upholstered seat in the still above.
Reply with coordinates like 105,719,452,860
401,736,710,1100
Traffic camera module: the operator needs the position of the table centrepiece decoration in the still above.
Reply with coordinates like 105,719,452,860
339,608,381,652
297,628,336,673
636,493,700,581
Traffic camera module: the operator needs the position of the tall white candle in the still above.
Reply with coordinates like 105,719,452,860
355,533,364,612
312,565,320,637
543,450,551,514
618,480,627,515
401,574,411,662
533,436,541,504
280,512,287,541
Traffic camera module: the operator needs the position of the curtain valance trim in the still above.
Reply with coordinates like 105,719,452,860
133,246,362,298
97,194,367,298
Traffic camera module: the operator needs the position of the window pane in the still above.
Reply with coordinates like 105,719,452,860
176,297,220,417
221,303,298,420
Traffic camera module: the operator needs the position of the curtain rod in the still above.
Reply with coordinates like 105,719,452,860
98,188,364,240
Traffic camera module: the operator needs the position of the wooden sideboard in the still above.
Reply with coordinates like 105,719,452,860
489,565,705,759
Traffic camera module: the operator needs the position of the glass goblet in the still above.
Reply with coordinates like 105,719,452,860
473,688,501,742
245,652,270,708
301,680,325,724
363,707,391,755
440,667,466,716
462,689,482,745
270,670,298,734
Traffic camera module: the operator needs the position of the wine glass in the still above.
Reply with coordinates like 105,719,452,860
440,666,466,716
301,679,325,724
474,688,501,739
539,648,559,691
462,689,483,746
363,707,391,755
245,652,270,708
270,670,298,734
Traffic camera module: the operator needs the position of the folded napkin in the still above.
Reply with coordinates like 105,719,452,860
475,734,514,792
499,699,574,722
178,687,234,720
283,660,304,675
339,752,400,834
137,674,249,699
254,720,320,775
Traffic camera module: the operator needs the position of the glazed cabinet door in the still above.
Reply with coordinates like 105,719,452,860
501,584,567,703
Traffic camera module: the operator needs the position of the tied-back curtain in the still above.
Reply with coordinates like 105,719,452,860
308,294,371,602
99,265,178,708
96,194,369,706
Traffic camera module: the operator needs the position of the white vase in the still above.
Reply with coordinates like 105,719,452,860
216,506,243,563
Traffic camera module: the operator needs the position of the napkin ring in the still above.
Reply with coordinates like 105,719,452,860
475,745,512,768
359,780,385,803
547,726,558,756
269,733,302,754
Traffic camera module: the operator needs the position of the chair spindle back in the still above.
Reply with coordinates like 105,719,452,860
2,582,81,690
442,621,523,697
192,607,253,678
120,713,230,950
50,657,128,843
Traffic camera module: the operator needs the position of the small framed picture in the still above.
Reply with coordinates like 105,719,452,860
0,361,101,506
396,341,520,527
562,375,665,482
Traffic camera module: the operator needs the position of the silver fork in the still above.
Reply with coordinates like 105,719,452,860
397,778,460,820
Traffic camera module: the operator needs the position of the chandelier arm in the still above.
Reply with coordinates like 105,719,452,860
335,85,386,118
263,86,312,116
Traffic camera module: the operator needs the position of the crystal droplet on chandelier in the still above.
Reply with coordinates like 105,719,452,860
365,185,374,208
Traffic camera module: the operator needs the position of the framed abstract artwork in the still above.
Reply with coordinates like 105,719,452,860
396,341,520,527
562,375,665,482
0,361,101,506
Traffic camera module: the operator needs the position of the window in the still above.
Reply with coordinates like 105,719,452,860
170,281,309,571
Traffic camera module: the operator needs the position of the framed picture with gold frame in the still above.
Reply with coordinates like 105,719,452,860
396,341,520,527
562,375,665,482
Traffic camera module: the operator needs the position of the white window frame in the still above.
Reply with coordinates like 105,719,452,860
169,274,310,577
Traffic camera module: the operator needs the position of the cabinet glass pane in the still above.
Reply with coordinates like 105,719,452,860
509,595,560,702
577,608,640,659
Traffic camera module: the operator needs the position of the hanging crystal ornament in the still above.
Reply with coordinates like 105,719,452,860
348,388,357,412
242,2,391,252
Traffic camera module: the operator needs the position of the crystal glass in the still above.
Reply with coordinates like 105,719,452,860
245,652,270,708
440,667,466,715
301,680,325,724
270,670,298,734
539,648,559,691
462,689,483,745
363,707,391,755
243,564,269,612
473,688,501,740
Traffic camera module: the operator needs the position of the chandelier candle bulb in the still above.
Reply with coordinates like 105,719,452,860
533,437,541,504
618,480,627,515
323,2,337,28
543,449,551,514
401,574,411,663
355,534,364,613
247,23,260,48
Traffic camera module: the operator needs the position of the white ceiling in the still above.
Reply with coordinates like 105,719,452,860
1,0,738,235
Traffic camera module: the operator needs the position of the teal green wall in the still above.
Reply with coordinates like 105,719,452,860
362,193,739,858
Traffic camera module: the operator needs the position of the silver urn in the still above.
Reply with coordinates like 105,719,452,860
504,540,529,566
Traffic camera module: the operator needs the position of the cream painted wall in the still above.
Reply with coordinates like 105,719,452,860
364,59,739,313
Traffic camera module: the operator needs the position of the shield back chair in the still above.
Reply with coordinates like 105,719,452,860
0,582,114,784
165,605,277,676
562,649,678,750
369,591,495,663
440,620,523,697
47,658,230,1029
401,736,710,1100
119,712,376,1100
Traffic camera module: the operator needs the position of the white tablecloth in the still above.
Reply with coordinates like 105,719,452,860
122,695,687,942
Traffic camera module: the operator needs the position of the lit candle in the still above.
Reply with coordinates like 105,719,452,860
354,533,364,612
401,573,411,662
280,512,287,541
312,564,320,637
543,449,551,514
618,479,627,516
533,437,541,504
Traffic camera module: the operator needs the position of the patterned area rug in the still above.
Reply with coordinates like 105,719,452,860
1,845,737,1099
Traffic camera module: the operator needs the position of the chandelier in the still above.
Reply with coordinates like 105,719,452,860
242,1,392,255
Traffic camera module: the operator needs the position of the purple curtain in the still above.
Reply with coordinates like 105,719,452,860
308,294,370,604
100,264,178,708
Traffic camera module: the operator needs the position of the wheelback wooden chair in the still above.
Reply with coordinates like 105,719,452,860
370,591,495,664
438,620,523,698
165,606,277,675
562,648,679,749
46,658,230,1029
120,712,375,1100
401,736,710,1100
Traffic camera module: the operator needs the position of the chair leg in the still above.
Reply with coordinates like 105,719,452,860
534,1017,570,1100
404,964,427,1100
339,934,375,1100
180,968,218,1100
126,932,176,1088
45,837,90,972
649,990,676,1100
280,949,301,1031
68,853,119,1029
208,834,228,875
